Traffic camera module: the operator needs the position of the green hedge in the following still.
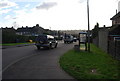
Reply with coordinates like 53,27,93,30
2,34,36,43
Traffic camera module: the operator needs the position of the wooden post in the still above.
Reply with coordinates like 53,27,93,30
87,0,90,52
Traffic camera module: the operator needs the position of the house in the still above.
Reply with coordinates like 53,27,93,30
16,24,46,36
110,11,120,26
98,12,120,60
110,11,120,35
92,11,120,58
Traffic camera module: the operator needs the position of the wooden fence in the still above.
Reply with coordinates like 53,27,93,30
108,40,120,60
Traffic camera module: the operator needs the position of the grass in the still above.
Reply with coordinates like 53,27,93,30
59,44,120,80
0,42,34,46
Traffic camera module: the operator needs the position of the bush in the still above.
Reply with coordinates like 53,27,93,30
2,34,36,43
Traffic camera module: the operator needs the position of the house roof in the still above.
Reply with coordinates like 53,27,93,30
17,27,32,32
110,11,120,20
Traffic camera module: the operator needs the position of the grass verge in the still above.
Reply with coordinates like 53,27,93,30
0,42,34,46
59,44,120,80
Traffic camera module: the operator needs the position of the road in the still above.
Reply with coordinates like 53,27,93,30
2,41,77,79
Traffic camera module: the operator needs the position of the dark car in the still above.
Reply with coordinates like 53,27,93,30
35,35,58,50
73,37,77,42
64,35,74,43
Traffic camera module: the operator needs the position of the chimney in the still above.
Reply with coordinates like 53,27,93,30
36,24,39,27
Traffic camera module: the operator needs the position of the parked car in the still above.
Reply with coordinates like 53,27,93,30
35,35,58,50
64,35,74,43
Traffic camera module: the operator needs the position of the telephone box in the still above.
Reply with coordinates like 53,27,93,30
79,32,87,51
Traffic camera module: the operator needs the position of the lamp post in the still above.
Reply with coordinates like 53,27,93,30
87,0,90,52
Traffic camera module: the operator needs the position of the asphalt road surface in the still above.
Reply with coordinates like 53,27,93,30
3,41,77,79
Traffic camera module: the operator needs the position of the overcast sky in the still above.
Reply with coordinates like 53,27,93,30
0,0,119,30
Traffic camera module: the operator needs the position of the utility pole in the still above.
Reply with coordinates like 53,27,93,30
87,0,90,52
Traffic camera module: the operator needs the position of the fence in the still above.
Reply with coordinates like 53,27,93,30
92,37,99,47
108,39,120,60
93,35,120,60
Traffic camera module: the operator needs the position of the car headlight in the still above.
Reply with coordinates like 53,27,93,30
56,41,58,43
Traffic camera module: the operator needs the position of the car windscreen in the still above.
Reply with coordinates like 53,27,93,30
48,38,54,41
36,35,47,42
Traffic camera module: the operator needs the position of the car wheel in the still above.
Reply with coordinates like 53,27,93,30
54,43,57,48
37,46,40,50
49,44,52,49
64,41,66,44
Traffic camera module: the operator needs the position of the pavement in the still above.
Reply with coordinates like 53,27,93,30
1,40,63,49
